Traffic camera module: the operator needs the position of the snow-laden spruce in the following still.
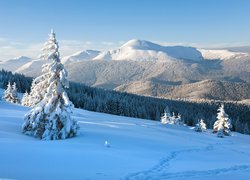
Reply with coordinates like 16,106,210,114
213,104,232,137
195,119,206,132
22,30,79,140
21,91,30,106
3,82,20,104
161,106,172,124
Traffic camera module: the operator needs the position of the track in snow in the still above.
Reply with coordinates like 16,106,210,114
125,142,241,180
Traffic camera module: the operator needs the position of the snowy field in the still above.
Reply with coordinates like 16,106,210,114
1,100,250,180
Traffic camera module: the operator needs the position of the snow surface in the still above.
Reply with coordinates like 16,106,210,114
1,97,250,180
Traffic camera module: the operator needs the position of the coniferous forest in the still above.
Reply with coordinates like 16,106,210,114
1,69,249,135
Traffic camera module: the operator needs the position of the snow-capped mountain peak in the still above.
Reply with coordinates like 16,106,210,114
120,39,162,50
94,39,203,62
62,49,100,64
12,56,31,61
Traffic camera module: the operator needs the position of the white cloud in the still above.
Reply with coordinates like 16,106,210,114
0,38,122,61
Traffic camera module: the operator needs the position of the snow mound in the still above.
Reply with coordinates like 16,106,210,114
94,39,204,62
199,49,248,60
62,50,100,64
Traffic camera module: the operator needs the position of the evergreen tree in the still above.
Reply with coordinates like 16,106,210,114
161,106,171,124
195,119,207,132
175,113,184,125
12,82,20,103
21,91,30,106
170,112,176,124
213,104,232,137
22,30,79,140
3,82,20,103
3,82,13,102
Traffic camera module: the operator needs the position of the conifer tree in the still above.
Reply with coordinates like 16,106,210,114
3,82,20,103
213,104,232,137
161,106,171,124
22,30,79,140
175,113,184,125
3,82,13,102
21,91,30,106
12,82,20,104
195,119,206,132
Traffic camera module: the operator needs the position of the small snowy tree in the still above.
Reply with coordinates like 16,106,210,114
175,113,184,125
169,112,176,124
195,119,206,132
161,106,171,124
3,82,13,102
213,104,232,137
12,82,20,103
3,82,20,104
22,30,79,140
21,91,30,106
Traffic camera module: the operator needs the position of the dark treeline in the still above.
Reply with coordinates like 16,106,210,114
1,69,250,134
0,69,32,93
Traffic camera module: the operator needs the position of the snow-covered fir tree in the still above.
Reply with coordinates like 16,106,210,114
21,91,30,106
11,82,20,104
22,30,79,140
174,113,184,125
161,106,171,124
195,119,206,132
3,82,13,102
170,112,176,124
3,82,20,103
213,104,232,137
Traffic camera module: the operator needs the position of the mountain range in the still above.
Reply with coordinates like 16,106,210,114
0,39,249,101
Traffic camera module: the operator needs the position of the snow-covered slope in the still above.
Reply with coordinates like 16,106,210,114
199,49,248,60
62,50,100,64
0,56,32,71
1,100,250,179
94,39,204,62
15,58,49,77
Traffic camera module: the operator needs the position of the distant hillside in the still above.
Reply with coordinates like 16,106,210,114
0,56,32,71
115,79,250,101
1,39,249,101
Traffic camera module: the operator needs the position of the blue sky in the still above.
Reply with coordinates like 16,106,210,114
0,0,250,59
